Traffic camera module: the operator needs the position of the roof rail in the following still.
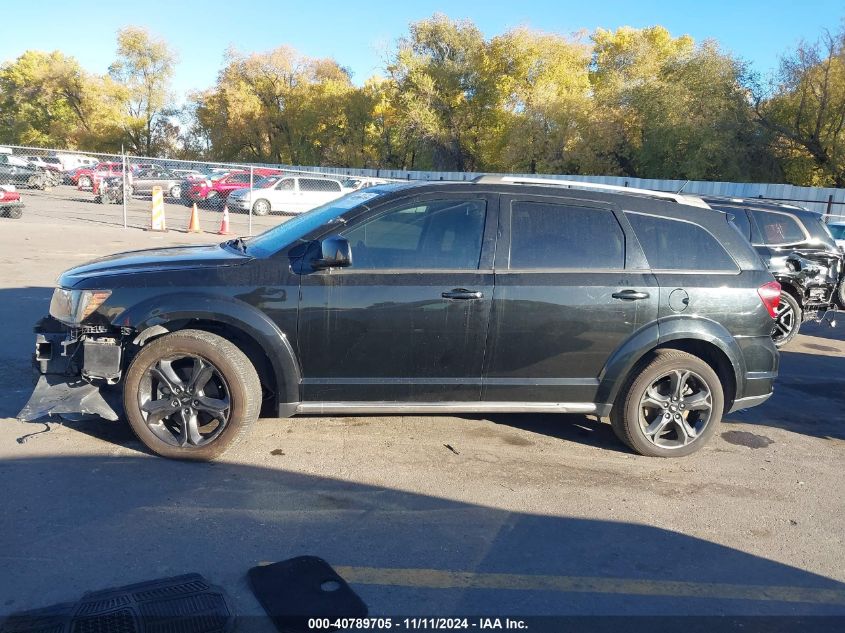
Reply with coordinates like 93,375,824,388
472,175,711,209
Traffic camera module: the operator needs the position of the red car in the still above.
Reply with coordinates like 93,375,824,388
186,169,282,207
0,187,23,219
72,162,135,188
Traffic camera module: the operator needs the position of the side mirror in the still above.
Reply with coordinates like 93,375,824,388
312,236,352,270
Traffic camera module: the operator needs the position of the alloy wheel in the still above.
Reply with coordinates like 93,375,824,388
138,354,231,448
772,297,795,343
638,369,713,449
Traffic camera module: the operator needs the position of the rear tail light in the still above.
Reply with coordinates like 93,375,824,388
757,281,781,318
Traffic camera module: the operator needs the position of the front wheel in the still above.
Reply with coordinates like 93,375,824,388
169,185,181,198
123,329,261,461
772,291,801,347
610,350,724,457
78,175,91,188
252,199,271,216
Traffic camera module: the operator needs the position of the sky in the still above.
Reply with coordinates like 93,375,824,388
1,0,842,103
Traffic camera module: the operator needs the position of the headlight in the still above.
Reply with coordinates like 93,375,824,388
49,288,112,325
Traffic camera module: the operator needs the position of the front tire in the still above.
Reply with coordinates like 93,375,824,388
123,329,261,461
79,175,91,188
170,185,181,199
610,350,724,457
772,291,801,347
252,199,271,216
836,281,845,310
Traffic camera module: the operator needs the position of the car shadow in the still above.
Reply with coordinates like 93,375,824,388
1,453,844,624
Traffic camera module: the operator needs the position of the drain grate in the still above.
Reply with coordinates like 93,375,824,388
1,575,232,633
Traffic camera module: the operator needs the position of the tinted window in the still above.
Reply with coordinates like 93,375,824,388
342,199,486,269
228,173,251,183
829,224,845,240
626,212,737,271
509,202,624,269
300,178,342,192
750,210,805,245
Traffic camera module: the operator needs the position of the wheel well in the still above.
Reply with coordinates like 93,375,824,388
777,280,802,305
652,340,737,408
137,318,278,416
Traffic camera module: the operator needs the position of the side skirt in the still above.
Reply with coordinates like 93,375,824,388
294,402,597,415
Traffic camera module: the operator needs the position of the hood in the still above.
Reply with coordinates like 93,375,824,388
59,243,251,286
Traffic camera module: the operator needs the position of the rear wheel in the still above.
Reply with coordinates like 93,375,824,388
123,329,261,461
611,350,723,457
836,281,845,310
772,291,801,347
5,206,22,219
170,184,181,198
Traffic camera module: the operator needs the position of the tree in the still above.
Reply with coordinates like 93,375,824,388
589,26,773,181
386,14,501,171
109,26,177,155
0,50,124,149
488,28,592,174
755,27,845,186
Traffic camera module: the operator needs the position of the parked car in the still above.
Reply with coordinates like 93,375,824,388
24,156,62,172
73,162,132,188
227,176,354,215
53,153,98,172
705,196,843,346
172,169,206,181
827,221,845,251
0,161,50,190
131,168,183,198
185,169,282,207
20,177,779,461
0,186,23,219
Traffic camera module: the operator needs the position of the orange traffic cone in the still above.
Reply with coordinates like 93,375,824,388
218,205,232,235
187,203,202,233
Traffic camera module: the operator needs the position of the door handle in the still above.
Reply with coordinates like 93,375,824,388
442,289,483,300
612,289,650,300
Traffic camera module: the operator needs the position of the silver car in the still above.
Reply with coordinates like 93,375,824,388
131,168,183,198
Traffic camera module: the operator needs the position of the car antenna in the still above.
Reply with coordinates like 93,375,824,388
676,180,690,194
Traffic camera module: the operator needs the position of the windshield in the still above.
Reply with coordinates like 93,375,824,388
243,190,384,257
829,224,845,240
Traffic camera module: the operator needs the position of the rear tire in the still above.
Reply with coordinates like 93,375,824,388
170,185,181,198
610,350,723,457
836,281,845,310
5,206,22,219
772,291,801,347
123,329,261,461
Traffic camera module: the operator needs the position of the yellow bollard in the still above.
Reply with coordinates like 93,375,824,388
148,186,167,232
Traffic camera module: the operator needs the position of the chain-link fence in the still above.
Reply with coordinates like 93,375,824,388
0,144,395,234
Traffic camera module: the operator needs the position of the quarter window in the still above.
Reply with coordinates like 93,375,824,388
749,210,806,245
626,212,737,271
342,199,487,269
509,202,624,269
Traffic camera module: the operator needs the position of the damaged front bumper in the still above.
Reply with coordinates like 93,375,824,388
17,316,124,422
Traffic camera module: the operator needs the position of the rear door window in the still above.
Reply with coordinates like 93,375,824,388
300,178,342,192
749,210,807,245
508,201,624,269
625,212,738,272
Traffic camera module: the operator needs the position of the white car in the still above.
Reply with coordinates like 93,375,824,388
228,176,354,215
828,221,845,250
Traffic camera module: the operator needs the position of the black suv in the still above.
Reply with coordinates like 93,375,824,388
20,178,779,460
704,196,843,347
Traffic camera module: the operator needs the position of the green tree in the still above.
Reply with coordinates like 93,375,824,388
386,14,501,171
755,27,845,186
109,26,177,155
0,50,124,149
